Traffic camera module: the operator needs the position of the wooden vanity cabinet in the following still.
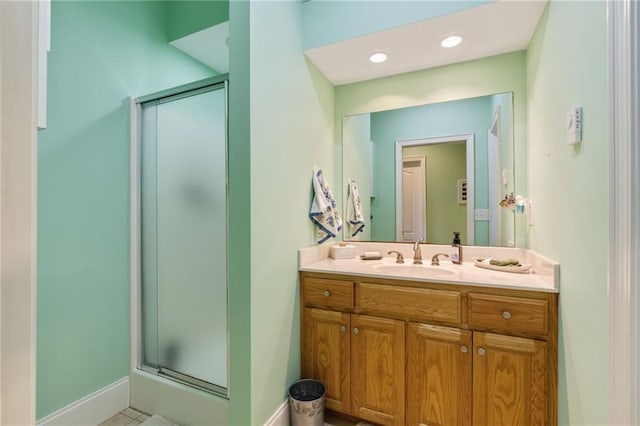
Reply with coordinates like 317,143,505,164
301,277,405,425
300,272,558,426
302,307,351,413
407,323,472,426
350,314,405,425
303,307,405,425
472,332,547,425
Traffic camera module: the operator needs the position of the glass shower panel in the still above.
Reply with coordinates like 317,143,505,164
141,85,227,391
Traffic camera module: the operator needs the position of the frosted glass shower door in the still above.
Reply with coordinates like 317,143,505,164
140,84,227,392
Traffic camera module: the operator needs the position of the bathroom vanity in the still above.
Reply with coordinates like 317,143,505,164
299,244,558,426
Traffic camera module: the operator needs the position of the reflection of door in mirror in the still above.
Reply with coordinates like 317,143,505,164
397,136,473,245
401,157,426,242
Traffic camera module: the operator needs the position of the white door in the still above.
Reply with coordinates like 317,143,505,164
401,157,426,241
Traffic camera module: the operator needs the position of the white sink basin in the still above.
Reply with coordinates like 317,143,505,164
374,263,459,278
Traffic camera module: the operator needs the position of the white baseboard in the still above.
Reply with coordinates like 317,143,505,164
36,377,129,426
264,400,289,426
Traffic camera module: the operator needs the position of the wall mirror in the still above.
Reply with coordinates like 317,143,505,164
342,92,515,247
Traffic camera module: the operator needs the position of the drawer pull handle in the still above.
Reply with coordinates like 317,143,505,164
323,290,330,297
478,347,486,356
353,327,360,335
502,310,512,319
340,325,346,333
460,345,468,354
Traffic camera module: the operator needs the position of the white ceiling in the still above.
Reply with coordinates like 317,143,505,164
171,20,229,74
304,1,547,86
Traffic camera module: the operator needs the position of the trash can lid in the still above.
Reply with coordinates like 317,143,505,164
288,379,325,401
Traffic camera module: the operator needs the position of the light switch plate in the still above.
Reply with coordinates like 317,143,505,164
474,209,490,221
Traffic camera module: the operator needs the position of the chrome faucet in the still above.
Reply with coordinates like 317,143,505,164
431,253,450,266
412,241,423,264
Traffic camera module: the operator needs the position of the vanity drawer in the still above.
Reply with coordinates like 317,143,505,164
468,293,548,336
303,278,354,310
357,283,461,324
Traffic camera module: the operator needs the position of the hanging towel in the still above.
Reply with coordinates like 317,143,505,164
347,180,365,237
309,168,343,243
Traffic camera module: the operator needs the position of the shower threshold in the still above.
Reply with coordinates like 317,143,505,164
140,365,228,398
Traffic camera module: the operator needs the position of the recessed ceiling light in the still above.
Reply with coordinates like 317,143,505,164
441,35,463,48
369,52,388,63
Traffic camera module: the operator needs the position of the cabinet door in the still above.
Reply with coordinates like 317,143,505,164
302,307,351,414
407,323,472,426
473,332,547,426
351,314,405,426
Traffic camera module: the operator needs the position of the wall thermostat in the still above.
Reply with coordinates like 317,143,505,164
566,107,582,145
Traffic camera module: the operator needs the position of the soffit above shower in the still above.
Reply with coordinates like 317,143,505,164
304,1,547,86
170,20,229,74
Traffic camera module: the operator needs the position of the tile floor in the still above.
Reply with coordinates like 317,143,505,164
99,408,149,426
99,408,364,426
324,411,368,426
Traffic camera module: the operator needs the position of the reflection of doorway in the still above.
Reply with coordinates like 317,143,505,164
402,156,426,241
396,134,474,244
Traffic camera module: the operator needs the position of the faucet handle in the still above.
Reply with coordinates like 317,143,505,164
431,253,450,266
388,251,405,264
412,241,423,264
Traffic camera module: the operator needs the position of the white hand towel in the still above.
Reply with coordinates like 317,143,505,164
309,168,343,243
347,180,365,237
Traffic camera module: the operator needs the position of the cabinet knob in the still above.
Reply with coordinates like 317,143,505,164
340,325,346,333
323,290,330,297
460,345,468,354
478,347,486,356
502,310,512,319
353,327,359,335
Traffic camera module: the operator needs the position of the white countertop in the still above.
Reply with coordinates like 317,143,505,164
299,242,559,293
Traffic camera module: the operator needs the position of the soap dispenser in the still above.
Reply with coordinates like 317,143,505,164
451,232,462,264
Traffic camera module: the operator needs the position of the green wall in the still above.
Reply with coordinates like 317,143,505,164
335,51,529,248
403,143,467,244
166,0,228,42
369,95,493,244
342,114,372,240
301,0,491,50
227,1,252,424
37,1,215,419
248,1,335,423
526,1,607,424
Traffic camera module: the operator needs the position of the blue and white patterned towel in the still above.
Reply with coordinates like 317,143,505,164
347,180,365,237
309,168,343,243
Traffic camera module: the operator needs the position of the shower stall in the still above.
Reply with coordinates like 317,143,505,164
132,76,229,397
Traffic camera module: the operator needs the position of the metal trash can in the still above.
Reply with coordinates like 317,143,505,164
289,379,325,426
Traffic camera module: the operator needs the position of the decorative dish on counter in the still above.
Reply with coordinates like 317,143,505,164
473,257,533,274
